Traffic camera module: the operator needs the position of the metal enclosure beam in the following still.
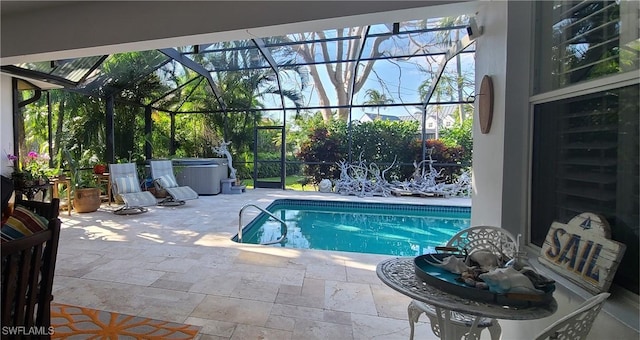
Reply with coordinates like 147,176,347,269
159,48,227,111
420,28,480,163
148,76,202,106
47,91,53,167
170,113,176,156
254,37,286,189
144,106,152,160
253,38,279,73
12,78,19,159
105,95,115,163
75,55,109,85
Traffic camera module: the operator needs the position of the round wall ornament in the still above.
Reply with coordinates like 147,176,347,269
478,75,494,134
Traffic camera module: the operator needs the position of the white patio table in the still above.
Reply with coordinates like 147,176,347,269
376,257,558,340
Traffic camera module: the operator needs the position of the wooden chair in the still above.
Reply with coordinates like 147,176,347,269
1,199,61,338
409,226,517,340
534,292,610,340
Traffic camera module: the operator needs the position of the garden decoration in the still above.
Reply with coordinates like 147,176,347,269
213,141,246,194
318,179,332,193
333,149,472,198
334,153,396,197
391,148,472,198
212,141,237,179
390,148,442,195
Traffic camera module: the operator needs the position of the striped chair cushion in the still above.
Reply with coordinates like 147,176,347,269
1,205,49,242
166,186,198,201
116,176,140,194
157,175,178,189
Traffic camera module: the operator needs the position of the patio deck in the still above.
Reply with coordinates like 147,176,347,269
52,189,637,340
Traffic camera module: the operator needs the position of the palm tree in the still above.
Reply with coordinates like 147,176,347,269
363,89,394,119
420,15,474,122
196,41,306,158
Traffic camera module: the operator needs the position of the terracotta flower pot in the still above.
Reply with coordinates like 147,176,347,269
73,187,101,213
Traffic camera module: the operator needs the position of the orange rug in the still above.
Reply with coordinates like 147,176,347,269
51,303,201,339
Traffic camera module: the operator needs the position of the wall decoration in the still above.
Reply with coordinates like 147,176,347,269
478,75,494,134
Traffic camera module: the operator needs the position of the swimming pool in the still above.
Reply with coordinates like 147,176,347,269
233,199,471,256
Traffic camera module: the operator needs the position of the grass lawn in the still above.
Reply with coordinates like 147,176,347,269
241,175,317,191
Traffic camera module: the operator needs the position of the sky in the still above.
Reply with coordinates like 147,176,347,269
254,18,476,122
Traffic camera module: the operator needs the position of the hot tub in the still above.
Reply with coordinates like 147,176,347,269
170,158,229,195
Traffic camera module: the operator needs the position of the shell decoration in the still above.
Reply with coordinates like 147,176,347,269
425,255,472,274
478,267,543,294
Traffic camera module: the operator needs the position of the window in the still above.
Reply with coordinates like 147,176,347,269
427,121,435,129
533,0,639,294
534,1,640,94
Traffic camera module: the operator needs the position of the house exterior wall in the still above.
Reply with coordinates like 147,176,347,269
470,1,507,227
472,1,533,240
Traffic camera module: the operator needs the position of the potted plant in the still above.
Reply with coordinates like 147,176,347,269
7,151,51,188
63,149,101,213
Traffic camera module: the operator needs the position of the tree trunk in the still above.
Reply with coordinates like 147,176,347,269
290,30,391,123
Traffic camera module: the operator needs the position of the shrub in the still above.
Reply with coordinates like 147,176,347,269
297,120,468,183
297,126,346,184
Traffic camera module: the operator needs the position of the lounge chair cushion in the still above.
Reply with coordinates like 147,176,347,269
157,175,178,189
116,176,139,193
1,205,49,242
165,187,199,201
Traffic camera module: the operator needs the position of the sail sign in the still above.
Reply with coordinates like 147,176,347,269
538,212,626,294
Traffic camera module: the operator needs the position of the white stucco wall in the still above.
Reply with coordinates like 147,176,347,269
0,74,13,176
471,1,507,227
471,1,533,239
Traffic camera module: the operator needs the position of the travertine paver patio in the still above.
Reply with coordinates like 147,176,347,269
51,189,637,340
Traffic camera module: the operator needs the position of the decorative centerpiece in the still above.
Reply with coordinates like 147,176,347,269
414,237,555,307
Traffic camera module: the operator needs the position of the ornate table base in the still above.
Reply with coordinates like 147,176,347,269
377,257,557,340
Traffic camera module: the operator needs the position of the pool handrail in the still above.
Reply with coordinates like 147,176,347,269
238,204,288,245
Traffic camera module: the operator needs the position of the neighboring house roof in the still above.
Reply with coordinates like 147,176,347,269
359,104,460,135
427,104,458,118
360,113,402,122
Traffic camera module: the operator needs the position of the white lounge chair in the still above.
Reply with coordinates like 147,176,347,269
149,160,198,205
109,163,157,215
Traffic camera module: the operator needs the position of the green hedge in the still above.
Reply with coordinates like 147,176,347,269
296,120,468,183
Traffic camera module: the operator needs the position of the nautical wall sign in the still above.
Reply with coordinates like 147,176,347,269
538,212,626,294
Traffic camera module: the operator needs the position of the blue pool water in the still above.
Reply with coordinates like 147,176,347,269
233,199,471,256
